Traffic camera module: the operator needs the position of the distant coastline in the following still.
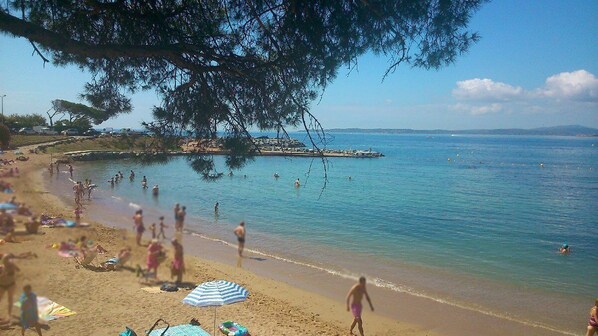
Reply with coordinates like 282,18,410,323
324,125,598,137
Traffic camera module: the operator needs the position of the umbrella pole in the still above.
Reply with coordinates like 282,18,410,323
214,306,217,335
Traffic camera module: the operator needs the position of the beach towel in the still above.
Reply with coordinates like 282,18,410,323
57,242,80,258
140,287,164,294
148,324,211,336
15,296,76,322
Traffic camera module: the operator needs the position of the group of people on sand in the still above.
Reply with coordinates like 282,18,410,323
0,165,49,335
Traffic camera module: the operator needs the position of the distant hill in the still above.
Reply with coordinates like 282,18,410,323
325,125,598,137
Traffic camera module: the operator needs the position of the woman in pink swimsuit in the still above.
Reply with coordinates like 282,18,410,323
587,298,598,336
146,239,162,279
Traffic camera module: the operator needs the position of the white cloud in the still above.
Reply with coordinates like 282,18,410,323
452,78,524,102
536,70,598,102
450,103,504,115
451,70,598,116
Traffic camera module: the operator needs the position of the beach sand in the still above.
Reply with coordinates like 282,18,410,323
0,146,576,335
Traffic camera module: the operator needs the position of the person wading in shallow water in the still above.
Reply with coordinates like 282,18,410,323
346,276,374,336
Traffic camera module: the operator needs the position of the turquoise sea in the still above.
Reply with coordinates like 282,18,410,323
48,133,598,333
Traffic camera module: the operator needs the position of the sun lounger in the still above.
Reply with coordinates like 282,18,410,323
74,249,97,268
100,253,131,270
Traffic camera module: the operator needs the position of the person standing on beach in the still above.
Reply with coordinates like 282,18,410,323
157,216,167,240
346,276,374,336
173,203,180,222
0,254,20,320
234,222,246,267
146,239,162,279
587,298,598,336
68,164,73,177
133,209,145,246
176,206,186,232
170,238,185,284
19,284,42,336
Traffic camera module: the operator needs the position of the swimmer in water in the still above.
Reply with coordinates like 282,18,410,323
559,243,570,254
294,178,300,187
152,185,159,196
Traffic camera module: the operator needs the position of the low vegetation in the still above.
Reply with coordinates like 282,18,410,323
44,135,180,154
10,135,67,148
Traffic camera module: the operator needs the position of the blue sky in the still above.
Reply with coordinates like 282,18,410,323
0,0,597,130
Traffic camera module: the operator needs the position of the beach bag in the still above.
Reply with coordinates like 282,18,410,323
219,321,248,336
160,283,179,292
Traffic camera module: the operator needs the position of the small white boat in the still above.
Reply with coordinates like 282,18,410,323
353,149,383,158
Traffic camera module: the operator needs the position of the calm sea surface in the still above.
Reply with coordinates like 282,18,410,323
48,133,598,333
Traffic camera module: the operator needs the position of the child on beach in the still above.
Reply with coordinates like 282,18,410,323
19,284,42,336
157,217,167,240
149,223,157,239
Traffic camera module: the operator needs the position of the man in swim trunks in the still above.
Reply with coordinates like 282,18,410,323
234,221,246,262
346,276,374,336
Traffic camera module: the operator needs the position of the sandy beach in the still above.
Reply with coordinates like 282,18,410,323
0,146,580,335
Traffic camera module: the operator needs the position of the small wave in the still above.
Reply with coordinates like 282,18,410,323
184,230,575,336
111,196,122,200
128,202,141,209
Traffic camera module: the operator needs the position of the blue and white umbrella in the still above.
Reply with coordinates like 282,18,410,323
182,280,249,334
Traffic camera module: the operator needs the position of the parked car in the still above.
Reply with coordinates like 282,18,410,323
38,127,58,135
83,129,100,136
18,127,36,135
61,128,79,136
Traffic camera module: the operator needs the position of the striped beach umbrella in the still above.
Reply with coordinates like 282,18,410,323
182,280,249,334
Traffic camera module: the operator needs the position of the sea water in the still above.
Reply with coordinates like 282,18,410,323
47,133,598,333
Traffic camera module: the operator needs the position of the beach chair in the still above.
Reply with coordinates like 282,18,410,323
147,319,210,336
119,318,170,336
100,253,131,270
74,249,98,268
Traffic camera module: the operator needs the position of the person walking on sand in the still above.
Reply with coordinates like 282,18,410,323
346,276,374,336
587,298,598,336
170,238,185,284
19,284,42,336
133,209,145,246
68,164,73,177
0,254,20,320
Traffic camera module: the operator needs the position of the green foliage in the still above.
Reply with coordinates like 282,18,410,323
52,99,115,125
0,124,10,149
53,118,92,133
1,1,485,170
4,113,47,129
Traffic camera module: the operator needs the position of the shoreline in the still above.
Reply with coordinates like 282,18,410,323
0,150,433,335
43,156,581,335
